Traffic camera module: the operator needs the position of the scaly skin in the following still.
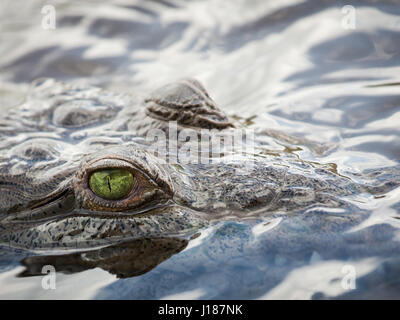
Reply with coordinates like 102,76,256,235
0,78,398,252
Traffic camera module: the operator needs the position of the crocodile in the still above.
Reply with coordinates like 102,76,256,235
0,78,399,277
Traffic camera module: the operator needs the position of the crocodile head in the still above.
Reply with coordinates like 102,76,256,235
0,78,397,254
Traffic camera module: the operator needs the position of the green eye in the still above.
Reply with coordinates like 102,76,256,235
89,168,134,200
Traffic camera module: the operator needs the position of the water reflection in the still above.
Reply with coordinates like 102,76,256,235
18,237,188,279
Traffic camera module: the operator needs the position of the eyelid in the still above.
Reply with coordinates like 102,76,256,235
77,147,174,195
84,158,158,188
86,159,143,173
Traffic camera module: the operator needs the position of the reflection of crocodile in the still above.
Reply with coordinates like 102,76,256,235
0,78,399,272
18,237,188,278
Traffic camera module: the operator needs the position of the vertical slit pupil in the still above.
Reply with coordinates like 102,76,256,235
107,176,112,192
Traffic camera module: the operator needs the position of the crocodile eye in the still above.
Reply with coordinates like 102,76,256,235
75,153,173,212
89,168,134,200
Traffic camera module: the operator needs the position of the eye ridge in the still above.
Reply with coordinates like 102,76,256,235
89,168,134,201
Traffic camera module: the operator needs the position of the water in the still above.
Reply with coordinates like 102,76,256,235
0,0,400,299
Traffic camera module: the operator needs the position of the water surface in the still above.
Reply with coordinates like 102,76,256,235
0,0,400,299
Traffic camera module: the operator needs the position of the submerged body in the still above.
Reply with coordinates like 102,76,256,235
0,78,398,253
